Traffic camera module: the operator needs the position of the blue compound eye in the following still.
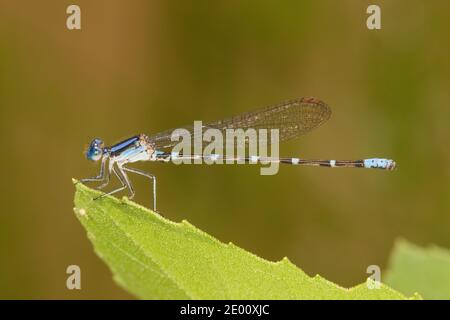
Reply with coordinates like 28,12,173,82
86,138,104,161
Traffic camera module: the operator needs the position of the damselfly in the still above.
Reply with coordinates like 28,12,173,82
81,97,396,211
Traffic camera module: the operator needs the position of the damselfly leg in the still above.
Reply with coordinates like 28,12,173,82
80,156,108,185
122,166,157,212
94,164,135,201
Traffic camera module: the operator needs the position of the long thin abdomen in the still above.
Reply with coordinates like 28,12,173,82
154,152,396,170
281,158,395,170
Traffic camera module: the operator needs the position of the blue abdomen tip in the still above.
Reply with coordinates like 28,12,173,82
364,158,396,170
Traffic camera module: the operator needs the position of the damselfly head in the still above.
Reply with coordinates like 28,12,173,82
86,138,104,161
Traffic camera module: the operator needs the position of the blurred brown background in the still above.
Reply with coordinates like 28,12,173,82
0,0,449,299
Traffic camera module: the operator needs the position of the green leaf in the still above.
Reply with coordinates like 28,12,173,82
385,239,450,300
73,180,419,300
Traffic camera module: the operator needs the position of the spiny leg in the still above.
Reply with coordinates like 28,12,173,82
80,156,108,184
123,166,157,212
97,165,111,189
94,165,132,200
118,164,135,200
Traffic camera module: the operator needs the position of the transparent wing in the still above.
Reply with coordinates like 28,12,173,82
148,97,331,149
